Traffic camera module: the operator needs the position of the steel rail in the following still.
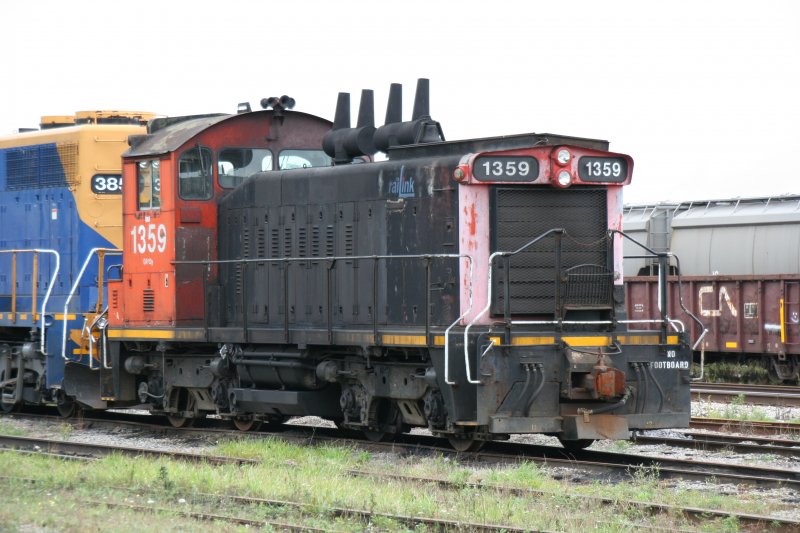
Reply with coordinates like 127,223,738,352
0,434,257,466
5,411,799,490
58,483,537,532
690,417,800,437
691,382,800,407
346,469,800,533
632,432,800,458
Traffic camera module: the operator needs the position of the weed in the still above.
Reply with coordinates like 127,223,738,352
157,465,174,492
613,439,632,451
448,468,471,488
701,361,770,384
57,423,73,440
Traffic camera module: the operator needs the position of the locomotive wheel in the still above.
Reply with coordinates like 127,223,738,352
448,435,485,453
0,373,18,414
363,399,404,442
558,438,595,451
165,388,197,428
166,414,196,428
232,416,262,432
363,430,390,442
0,398,17,414
56,398,78,418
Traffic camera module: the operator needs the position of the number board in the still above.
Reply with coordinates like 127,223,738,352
578,157,628,183
90,174,123,194
473,156,539,182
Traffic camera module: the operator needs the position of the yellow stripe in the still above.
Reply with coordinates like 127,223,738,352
9,313,78,321
510,334,681,348
511,336,556,346
618,334,680,345
780,298,786,344
433,335,445,347
382,334,427,346
562,336,612,347
107,329,205,341
725,341,738,349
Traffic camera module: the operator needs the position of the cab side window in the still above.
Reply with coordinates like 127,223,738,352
137,160,161,210
218,147,273,188
278,149,333,170
178,146,213,200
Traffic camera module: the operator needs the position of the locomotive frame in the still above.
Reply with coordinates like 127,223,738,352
1,81,694,450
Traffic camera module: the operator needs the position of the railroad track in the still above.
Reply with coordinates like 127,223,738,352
346,469,800,532
691,382,800,407
633,431,800,458
0,476,533,533
0,433,258,465
690,416,800,437
4,411,800,492
3,431,798,532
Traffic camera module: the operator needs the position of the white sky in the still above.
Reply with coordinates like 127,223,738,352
2,0,798,204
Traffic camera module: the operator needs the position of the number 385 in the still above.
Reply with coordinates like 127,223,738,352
91,174,123,194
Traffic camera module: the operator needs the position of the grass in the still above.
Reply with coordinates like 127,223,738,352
0,431,792,532
0,421,29,437
698,361,773,384
698,393,787,422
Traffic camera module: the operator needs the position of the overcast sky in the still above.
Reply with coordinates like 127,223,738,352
2,1,797,204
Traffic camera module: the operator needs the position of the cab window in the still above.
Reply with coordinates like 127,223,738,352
218,147,273,188
278,149,332,170
137,160,161,210
178,146,213,200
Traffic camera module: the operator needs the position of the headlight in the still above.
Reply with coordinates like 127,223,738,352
556,149,571,165
557,170,571,186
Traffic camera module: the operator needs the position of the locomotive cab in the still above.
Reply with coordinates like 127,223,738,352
108,105,334,423
111,107,333,330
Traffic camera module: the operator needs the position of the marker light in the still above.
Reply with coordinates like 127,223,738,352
557,170,572,187
556,149,571,165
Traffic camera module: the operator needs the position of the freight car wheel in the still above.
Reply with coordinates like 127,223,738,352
232,416,262,432
448,436,485,453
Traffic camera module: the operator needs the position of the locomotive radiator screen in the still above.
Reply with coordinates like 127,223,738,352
491,187,610,316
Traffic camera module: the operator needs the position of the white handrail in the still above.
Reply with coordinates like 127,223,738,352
61,248,121,363
462,251,504,384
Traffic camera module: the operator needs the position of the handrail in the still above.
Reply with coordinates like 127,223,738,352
617,230,708,372
61,248,122,363
0,249,61,355
463,228,566,385
175,252,475,385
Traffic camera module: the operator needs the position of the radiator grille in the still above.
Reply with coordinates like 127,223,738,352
491,187,610,316
3,143,78,190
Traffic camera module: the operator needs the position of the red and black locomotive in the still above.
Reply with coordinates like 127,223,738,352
4,80,693,450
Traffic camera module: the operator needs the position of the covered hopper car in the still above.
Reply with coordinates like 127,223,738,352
623,196,800,381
